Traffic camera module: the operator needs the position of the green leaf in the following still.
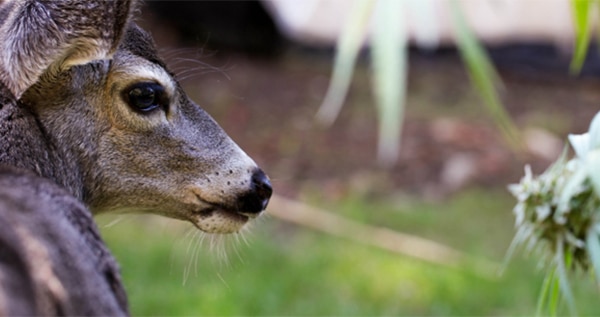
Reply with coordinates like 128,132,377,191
370,0,407,166
450,0,523,151
549,273,561,317
570,0,592,74
536,269,555,317
407,0,438,49
554,237,577,316
316,0,374,126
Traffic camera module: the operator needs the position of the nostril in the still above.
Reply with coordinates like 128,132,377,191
251,168,273,209
236,169,273,214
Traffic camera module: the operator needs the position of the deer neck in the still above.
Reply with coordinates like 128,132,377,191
0,86,84,200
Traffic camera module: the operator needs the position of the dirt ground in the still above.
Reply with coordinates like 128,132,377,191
137,15,600,203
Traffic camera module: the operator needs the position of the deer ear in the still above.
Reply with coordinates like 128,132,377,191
0,0,135,98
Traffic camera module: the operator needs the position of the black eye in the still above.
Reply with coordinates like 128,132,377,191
124,82,168,113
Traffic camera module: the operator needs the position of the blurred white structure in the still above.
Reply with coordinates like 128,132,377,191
262,0,576,49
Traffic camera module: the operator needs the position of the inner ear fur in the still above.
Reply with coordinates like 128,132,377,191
0,0,136,98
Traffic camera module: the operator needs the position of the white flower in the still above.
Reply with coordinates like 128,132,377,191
565,231,585,248
557,166,586,213
508,183,527,202
553,211,567,225
513,202,525,226
508,111,600,310
535,204,551,221
568,112,600,196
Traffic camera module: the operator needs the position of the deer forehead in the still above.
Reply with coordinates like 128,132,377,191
110,54,176,95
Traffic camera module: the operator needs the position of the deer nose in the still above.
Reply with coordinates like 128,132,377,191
238,168,272,214
252,168,273,209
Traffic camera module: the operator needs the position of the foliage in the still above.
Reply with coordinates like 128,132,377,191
318,0,600,313
317,0,520,165
570,0,597,73
318,0,599,164
449,1,521,150
504,1,600,314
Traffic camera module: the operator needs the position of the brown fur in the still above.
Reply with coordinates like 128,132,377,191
0,0,271,314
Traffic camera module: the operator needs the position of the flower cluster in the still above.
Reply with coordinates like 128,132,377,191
509,158,599,270
508,112,600,313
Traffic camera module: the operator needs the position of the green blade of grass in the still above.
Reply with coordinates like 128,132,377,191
596,0,600,46
370,0,407,166
316,0,375,126
450,0,523,152
570,0,592,74
536,268,555,317
548,274,560,317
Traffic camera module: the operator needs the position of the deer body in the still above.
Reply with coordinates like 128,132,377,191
0,0,272,315
0,167,128,315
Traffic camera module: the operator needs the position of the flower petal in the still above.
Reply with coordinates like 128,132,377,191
589,111,600,149
558,165,586,213
569,132,590,159
586,148,600,195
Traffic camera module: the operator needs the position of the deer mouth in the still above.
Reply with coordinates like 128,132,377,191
189,195,255,234
194,207,249,222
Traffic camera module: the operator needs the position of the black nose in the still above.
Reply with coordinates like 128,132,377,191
252,169,273,208
237,168,272,214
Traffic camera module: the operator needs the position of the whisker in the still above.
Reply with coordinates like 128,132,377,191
171,226,196,277
176,68,232,82
183,230,200,285
216,272,231,291
170,57,233,80
159,47,217,62
213,235,231,269
101,214,128,228
240,230,251,248
192,232,202,278
173,65,227,76
172,220,260,285
232,235,245,265
175,69,231,83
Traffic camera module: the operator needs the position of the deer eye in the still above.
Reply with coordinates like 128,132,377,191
124,82,168,113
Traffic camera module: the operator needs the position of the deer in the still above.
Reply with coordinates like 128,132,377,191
0,0,272,315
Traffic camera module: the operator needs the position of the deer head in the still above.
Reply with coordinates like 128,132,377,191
0,0,272,234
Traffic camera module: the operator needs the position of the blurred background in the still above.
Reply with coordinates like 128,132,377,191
97,0,600,315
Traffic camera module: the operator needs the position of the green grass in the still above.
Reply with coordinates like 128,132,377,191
97,189,600,316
